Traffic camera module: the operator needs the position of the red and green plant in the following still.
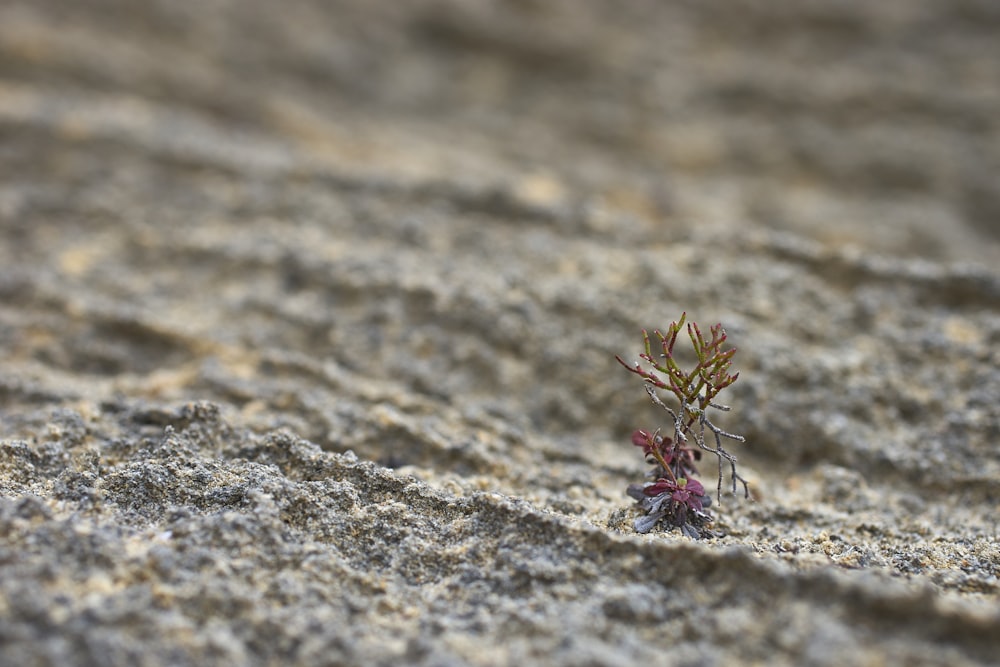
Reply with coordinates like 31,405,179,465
616,313,749,537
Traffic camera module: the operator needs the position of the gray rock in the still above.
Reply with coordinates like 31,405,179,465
1,1,998,665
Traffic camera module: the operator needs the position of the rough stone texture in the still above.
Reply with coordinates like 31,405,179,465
1,1,999,666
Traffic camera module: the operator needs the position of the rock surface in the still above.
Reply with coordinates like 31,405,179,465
1,1,998,665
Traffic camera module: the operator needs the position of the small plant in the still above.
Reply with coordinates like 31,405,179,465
616,313,749,537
